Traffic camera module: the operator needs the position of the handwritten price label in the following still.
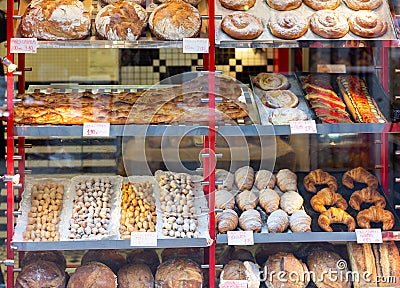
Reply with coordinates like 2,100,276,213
83,122,110,137
289,120,317,134
227,231,254,246
10,38,37,53
183,38,209,54
220,280,248,288
356,229,383,243
130,232,158,247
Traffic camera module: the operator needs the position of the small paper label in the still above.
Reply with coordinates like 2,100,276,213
227,231,254,246
10,38,37,53
183,38,209,54
317,64,346,73
130,232,158,247
83,122,110,137
289,120,317,134
356,229,383,243
220,280,248,288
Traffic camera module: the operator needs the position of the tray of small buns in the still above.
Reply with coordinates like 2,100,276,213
215,0,397,44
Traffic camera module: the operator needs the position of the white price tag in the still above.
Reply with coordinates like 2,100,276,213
130,232,158,247
289,120,317,134
317,64,346,73
220,280,248,288
10,38,37,53
183,38,209,54
227,231,254,246
83,122,110,137
355,229,383,244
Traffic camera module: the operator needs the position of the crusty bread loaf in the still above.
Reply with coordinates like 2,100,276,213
20,0,91,40
15,260,67,288
149,0,201,40
81,249,125,274
67,261,117,288
117,264,154,288
20,251,66,271
155,258,203,288
126,249,160,275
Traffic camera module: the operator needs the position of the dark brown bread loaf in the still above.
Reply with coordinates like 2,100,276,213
67,261,117,288
118,263,154,288
81,249,125,274
15,260,67,288
155,258,203,288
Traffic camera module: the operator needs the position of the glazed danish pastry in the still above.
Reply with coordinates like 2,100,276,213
221,12,264,40
266,0,302,11
343,0,382,10
268,11,308,40
304,0,340,10
310,10,349,39
348,10,387,38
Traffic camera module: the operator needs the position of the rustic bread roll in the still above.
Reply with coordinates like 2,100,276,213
126,249,160,275
236,190,259,211
95,1,148,41
266,0,301,10
239,209,262,232
267,209,289,233
235,166,255,191
15,260,67,288
155,258,203,288
67,261,117,288
221,12,264,40
149,0,201,40
217,209,239,233
219,0,256,10
20,251,66,271
216,189,236,210
81,249,125,274
20,0,91,40
348,10,387,38
117,264,154,288
310,10,349,39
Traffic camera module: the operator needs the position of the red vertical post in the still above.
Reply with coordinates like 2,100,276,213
273,48,290,73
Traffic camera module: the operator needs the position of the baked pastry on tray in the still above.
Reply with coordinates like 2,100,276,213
221,12,264,40
343,0,382,10
310,9,349,39
253,73,290,90
348,10,387,38
268,11,308,40
219,0,256,10
261,90,299,108
269,107,308,125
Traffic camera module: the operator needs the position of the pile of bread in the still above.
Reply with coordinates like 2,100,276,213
215,166,312,234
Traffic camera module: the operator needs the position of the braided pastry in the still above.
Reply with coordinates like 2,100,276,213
349,187,386,211
318,207,356,232
356,206,395,230
303,169,338,193
217,209,239,233
310,188,348,213
342,167,378,189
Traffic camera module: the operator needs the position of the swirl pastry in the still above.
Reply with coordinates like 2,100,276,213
261,90,299,109
254,170,276,190
304,0,340,10
236,190,259,211
303,169,338,193
310,10,349,39
342,167,378,189
318,207,356,232
290,210,312,232
310,187,348,213
356,206,394,230
219,0,256,10
269,107,308,125
217,209,239,233
253,72,290,90
266,0,301,10
259,188,280,214
221,12,264,40
239,209,262,232
343,0,382,10
268,11,308,40
267,209,289,233
280,191,304,215
349,187,386,211
348,10,387,38
215,189,236,210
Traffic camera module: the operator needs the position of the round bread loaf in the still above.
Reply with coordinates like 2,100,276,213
117,264,154,288
310,9,349,39
67,261,117,288
15,260,67,288
20,0,91,40
221,12,264,40
149,0,201,40
126,249,160,275
218,0,256,10
81,249,125,274
268,11,308,40
266,0,302,10
95,1,148,41
220,260,260,288
20,250,67,271
161,248,204,265
155,258,203,288
348,10,387,38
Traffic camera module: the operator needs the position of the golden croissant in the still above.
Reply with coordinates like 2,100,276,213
356,206,394,230
342,167,378,189
310,187,348,213
318,207,356,232
303,169,338,193
349,187,386,211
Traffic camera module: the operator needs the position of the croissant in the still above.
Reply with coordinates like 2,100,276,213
303,169,338,193
259,188,280,214
342,167,378,189
318,207,356,232
216,169,234,191
276,169,297,192
290,210,312,232
349,187,386,211
280,191,304,215
267,209,289,233
215,189,236,210
217,209,239,233
236,190,258,211
310,187,348,213
239,209,262,232
235,166,255,191
254,170,276,190
356,206,395,230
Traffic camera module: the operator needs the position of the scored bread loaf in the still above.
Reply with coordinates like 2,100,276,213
155,258,203,288
15,260,67,288
81,249,125,274
220,260,260,288
126,249,160,275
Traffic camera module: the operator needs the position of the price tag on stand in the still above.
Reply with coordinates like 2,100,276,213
183,38,209,54
289,120,317,134
227,231,254,246
130,232,158,247
10,38,37,53
220,280,248,288
83,122,110,137
355,229,383,243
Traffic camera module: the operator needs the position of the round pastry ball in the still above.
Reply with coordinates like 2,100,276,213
155,258,203,288
149,0,201,40
81,249,125,274
67,261,117,288
15,260,67,288
118,264,154,288
20,250,67,271
221,12,264,40
126,249,160,275
161,248,204,265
